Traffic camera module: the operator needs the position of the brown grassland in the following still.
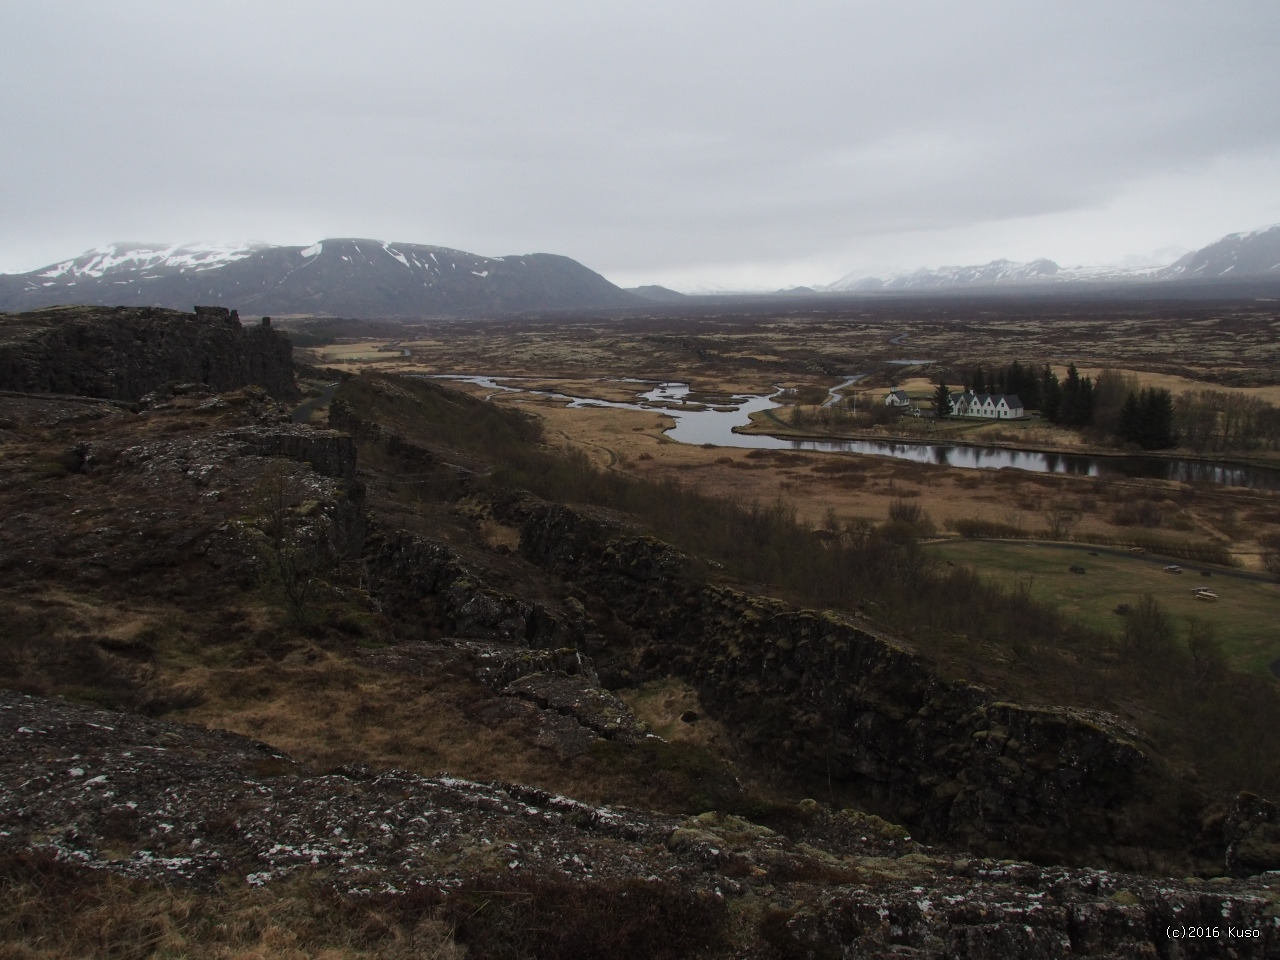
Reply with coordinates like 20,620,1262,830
293,299,1280,574
284,299,1280,779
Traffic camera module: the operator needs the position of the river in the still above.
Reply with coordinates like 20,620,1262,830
431,376,1280,492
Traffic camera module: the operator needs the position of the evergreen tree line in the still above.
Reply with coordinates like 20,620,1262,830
962,363,1280,451
1116,388,1177,449
961,361,1095,426
964,360,1043,409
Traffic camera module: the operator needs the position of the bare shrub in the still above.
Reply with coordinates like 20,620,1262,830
864,403,902,426
951,517,1029,539
888,499,923,525
1186,617,1227,695
1110,500,1164,528
1044,505,1080,540
1121,593,1176,666
1261,531,1280,579
249,462,339,628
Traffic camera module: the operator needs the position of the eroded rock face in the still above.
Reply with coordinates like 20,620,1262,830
496,496,1201,870
0,305,297,402
1227,793,1280,878
229,424,359,482
361,530,649,754
363,529,587,648
2,690,1277,959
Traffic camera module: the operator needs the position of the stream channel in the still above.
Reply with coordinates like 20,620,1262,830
432,375,1280,492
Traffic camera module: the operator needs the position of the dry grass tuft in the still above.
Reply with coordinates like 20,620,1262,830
0,852,462,960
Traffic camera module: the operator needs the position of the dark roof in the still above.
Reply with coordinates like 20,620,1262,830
959,393,1023,406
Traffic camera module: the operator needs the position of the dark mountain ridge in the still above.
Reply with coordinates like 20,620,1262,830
0,238,640,317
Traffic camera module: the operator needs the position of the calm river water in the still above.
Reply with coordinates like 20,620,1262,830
433,376,1280,492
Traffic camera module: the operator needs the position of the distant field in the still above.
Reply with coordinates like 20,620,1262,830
1076,368,1280,406
928,540,1280,675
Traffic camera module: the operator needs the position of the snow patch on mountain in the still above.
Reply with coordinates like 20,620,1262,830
827,258,1074,291
1163,224,1280,278
1,238,639,315
822,242,1240,292
38,242,266,280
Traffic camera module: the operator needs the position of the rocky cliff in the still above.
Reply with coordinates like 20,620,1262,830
490,495,1205,872
0,305,297,402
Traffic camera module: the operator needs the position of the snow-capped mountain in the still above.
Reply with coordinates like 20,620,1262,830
831,258,1063,291
1162,225,1280,280
0,239,639,317
31,241,270,281
826,226,1280,292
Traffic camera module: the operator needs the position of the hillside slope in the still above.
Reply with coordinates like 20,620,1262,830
0,238,640,316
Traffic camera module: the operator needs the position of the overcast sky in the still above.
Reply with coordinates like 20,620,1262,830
3,1,1279,290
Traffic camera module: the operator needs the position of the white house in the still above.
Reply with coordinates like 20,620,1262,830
950,392,1024,419
885,389,911,408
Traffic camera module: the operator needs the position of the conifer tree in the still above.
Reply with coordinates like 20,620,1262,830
934,382,951,418
1041,364,1061,422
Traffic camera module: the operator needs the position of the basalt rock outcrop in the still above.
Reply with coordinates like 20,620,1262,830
493,495,1204,871
363,529,588,649
361,529,646,755
0,305,297,403
228,422,359,483
1227,793,1280,879
3,690,1278,959
0,390,361,590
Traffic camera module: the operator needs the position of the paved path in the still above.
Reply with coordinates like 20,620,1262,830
291,381,339,424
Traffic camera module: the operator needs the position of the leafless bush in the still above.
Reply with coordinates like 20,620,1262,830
1109,500,1164,528
1122,593,1176,667
952,517,1030,539
1044,505,1080,540
888,499,924,525
1262,532,1280,579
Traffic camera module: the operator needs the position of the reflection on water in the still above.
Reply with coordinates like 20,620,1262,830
430,375,1280,492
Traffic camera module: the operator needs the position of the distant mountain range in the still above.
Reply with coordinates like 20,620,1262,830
826,225,1280,293
0,239,640,317
626,284,688,302
4,225,1279,316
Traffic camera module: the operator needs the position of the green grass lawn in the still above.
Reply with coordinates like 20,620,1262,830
929,539,1280,675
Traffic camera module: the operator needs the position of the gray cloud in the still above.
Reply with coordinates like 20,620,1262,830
3,0,1279,287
